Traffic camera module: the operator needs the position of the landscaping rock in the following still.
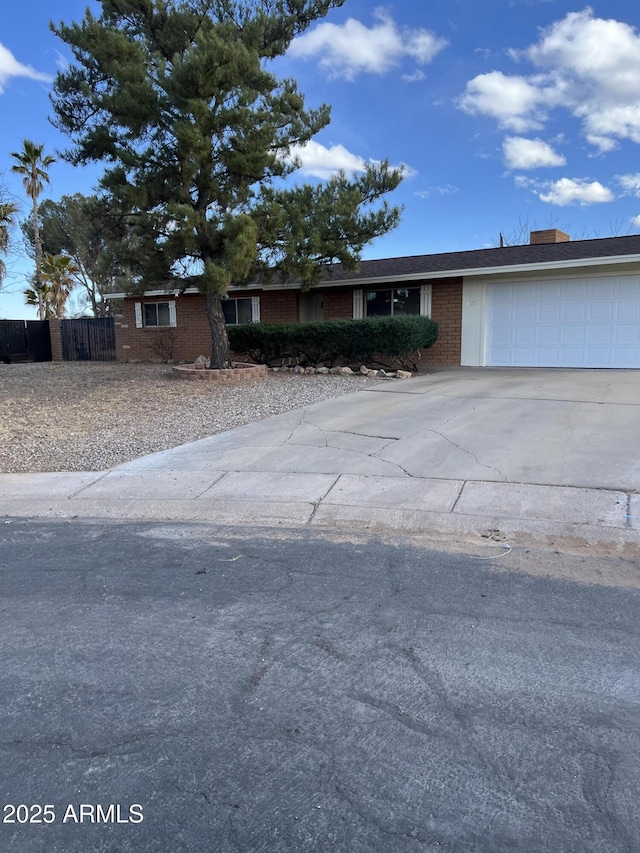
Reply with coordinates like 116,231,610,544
396,370,412,379
359,365,369,375
0,362,383,473
339,366,354,375
329,366,342,375
316,366,330,374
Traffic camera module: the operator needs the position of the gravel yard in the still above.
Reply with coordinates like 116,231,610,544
0,361,379,473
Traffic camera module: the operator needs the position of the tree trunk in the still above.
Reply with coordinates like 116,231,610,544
205,291,231,369
31,194,44,320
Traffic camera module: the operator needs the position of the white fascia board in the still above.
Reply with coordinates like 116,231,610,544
104,289,174,299
457,254,640,280
105,287,201,299
111,285,262,298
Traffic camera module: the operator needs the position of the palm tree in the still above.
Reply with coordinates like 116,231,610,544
10,140,55,319
0,200,19,287
24,281,54,317
41,253,79,318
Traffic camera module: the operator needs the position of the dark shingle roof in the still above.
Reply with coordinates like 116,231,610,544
322,234,640,283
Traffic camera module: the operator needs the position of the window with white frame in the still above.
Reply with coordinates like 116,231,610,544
353,284,430,319
222,296,259,325
365,287,420,317
144,302,171,327
135,301,177,328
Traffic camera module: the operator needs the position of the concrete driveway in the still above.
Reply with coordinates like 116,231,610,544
153,366,635,490
368,368,640,490
1,368,639,552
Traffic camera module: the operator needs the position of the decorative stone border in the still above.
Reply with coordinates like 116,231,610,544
172,361,268,382
270,365,412,379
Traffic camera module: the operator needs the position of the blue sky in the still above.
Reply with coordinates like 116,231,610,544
1,0,640,319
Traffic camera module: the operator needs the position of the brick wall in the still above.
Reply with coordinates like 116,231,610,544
323,289,353,319
115,290,290,361
48,319,63,361
115,295,210,362
115,281,463,366
259,290,298,323
319,281,463,366
426,279,462,366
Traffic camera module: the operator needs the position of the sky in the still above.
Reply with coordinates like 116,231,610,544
1,0,640,319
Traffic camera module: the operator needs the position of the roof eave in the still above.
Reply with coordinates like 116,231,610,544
105,251,640,298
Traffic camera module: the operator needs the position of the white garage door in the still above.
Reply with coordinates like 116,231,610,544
487,277,640,368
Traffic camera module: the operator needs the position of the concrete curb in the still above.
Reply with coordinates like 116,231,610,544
1,471,637,556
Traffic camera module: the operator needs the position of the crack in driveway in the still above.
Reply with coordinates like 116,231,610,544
427,428,508,480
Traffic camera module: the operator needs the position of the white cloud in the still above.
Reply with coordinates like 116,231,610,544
523,9,640,97
0,43,52,93
618,174,640,196
538,178,614,206
54,50,70,73
402,70,426,84
458,71,555,132
398,163,418,179
584,134,618,153
514,175,537,189
415,185,459,198
289,8,447,81
288,140,415,181
459,9,640,151
581,104,640,150
503,136,566,169
289,141,366,179
631,215,640,228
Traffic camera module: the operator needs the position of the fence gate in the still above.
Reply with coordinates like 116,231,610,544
25,320,52,361
60,318,116,361
0,319,51,362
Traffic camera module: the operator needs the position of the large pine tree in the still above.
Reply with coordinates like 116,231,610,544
51,0,404,367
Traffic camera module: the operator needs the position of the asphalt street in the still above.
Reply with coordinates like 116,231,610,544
1,520,639,853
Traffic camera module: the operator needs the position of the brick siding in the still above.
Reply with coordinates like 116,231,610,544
321,281,463,366
427,279,462,366
259,290,298,323
115,296,209,362
323,289,353,319
115,280,463,366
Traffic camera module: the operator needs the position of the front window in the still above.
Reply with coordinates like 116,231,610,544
222,297,253,325
144,302,171,327
365,287,420,317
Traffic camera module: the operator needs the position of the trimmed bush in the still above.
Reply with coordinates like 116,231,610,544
228,315,439,366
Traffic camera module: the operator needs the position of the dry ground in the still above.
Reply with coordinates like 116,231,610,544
0,361,376,473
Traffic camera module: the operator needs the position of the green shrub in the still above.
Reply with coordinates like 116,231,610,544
228,315,439,365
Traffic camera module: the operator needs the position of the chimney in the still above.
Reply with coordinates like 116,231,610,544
530,229,570,245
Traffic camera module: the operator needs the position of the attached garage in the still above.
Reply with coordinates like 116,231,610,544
486,275,640,368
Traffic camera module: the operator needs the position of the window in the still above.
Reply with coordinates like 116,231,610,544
365,287,420,317
222,297,254,325
353,285,430,320
143,301,174,327
134,301,176,328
